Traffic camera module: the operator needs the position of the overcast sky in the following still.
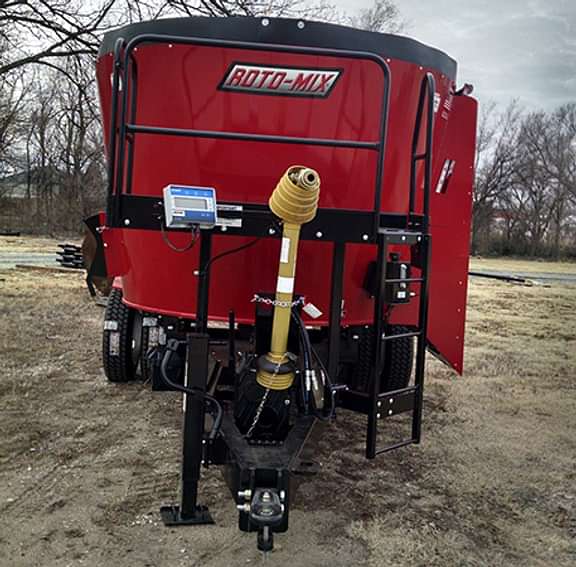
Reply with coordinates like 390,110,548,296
334,0,576,111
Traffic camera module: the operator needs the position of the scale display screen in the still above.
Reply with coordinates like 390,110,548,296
173,197,208,210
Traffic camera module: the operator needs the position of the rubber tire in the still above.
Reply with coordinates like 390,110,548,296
380,325,414,392
102,288,138,382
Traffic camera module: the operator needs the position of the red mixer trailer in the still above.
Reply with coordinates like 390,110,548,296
90,16,477,552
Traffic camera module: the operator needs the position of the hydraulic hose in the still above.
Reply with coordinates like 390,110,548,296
291,310,313,411
291,310,312,372
160,341,223,440
310,344,337,420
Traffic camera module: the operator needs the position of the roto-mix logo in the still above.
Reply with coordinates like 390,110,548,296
219,63,341,97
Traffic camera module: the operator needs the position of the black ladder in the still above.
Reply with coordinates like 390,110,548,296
366,73,436,458
339,73,436,458
365,227,431,458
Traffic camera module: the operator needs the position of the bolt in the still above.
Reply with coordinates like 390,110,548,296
376,413,381,419
262,491,272,502
377,401,382,408
389,398,394,404
193,270,199,276
417,236,422,241
268,228,276,235
315,231,323,238
284,398,291,405
202,439,206,444
297,20,305,29
362,234,369,241
103,243,108,248
401,235,406,241
280,490,286,501
236,503,250,513
388,409,393,416
221,225,227,232
261,18,270,26
352,334,359,340
124,219,130,226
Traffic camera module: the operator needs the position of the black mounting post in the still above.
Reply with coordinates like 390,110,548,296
412,234,431,443
160,230,214,526
327,242,346,381
366,234,388,459
228,310,238,397
160,333,214,526
196,232,212,334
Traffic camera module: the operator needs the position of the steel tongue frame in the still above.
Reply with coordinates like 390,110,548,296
102,32,437,548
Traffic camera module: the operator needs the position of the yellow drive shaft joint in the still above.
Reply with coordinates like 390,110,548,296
268,166,320,225
256,166,321,391
256,354,295,391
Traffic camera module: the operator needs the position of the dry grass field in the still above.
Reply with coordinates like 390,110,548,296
0,236,68,254
470,256,576,274
0,237,575,566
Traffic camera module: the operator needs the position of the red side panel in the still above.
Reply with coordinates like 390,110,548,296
426,95,477,374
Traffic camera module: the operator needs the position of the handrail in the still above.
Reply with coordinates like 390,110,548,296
409,72,436,231
106,33,391,239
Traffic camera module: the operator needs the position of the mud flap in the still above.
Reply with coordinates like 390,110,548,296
83,212,109,297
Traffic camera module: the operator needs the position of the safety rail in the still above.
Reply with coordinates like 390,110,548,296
106,34,391,240
409,72,436,230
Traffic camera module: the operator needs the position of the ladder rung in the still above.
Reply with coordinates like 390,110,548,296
377,385,417,399
381,331,421,341
377,229,424,244
375,439,415,456
414,153,426,161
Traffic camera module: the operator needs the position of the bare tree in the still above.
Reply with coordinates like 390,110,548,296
472,100,523,252
520,106,576,257
0,74,25,180
0,1,117,75
0,0,343,77
349,0,404,33
165,0,338,20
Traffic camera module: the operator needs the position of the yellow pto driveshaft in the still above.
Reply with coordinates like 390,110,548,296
256,166,321,390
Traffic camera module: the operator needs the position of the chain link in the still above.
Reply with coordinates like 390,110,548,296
245,355,288,439
251,294,305,309
246,294,298,438
245,388,269,439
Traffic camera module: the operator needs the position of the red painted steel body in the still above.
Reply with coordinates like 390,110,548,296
97,29,477,374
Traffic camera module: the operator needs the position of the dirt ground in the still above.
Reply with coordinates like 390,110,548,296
0,239,575,566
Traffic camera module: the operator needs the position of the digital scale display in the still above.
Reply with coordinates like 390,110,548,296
163,185,217,229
